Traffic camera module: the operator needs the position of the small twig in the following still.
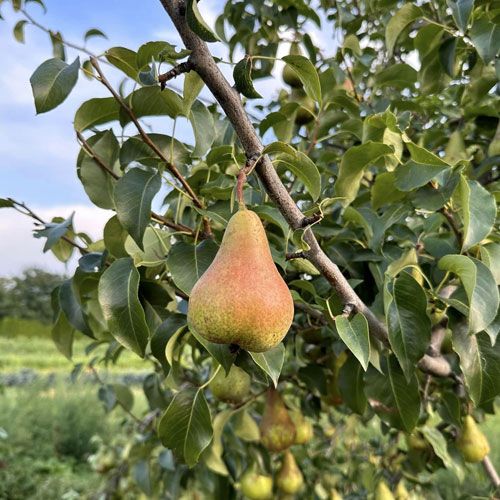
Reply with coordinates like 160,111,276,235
286,251,306,261
482,455,500,489
301,213,322,227
341,303,355,318
236,153,260,206
89,57,205,211
293,302,327,325
158,61,194,89
440,207,462,247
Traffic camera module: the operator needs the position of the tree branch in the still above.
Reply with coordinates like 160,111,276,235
76,132,196,235
159,0,389,345
89,57,204,210
158,60,194,89
482,455,500,489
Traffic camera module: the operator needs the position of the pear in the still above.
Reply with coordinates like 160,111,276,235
291,88,315,125
395,481,409,500
276,450,304,494
188,208,294,353
260,389,296,452
406,432,428,451
209,364,251,404
291,411,314,444
283,42,303,88
456,415,490,463
240,471,273,500
374,480,395,500
330,489,343,500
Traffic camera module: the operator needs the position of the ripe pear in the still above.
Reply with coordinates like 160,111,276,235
456,415,490,463
187,208,294,353
240,471,273,500
260,389,296,452
291,88,315,125
395,481,409,500
290,411,314,444
276,450,304,494
209,364,251,404
374,480,395,500
283,42,303,88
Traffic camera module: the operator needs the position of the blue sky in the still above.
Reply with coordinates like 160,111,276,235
0,0,331,275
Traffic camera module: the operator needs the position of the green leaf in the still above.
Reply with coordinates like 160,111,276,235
30,57,79,113
114,168,161,250
98,257,150,357
158,387,213,467
166,240,219,295
51,288,74,360
183,71,205,115
74,97,120,132
453,326,500,407
190,327,236,374
385,272,431,382
263,141,296,157
282,55,322,103
459,176,496,251
335,313,370,371
84,28,107,42
105,46,138,80
439,255,499,333
249,343,285,388
151,314,187,372
335,142,393,205
338,354,367,414
78,130,119,209
364,355,420,432
375,63,417,89
469,16,500,63
33,213,73,252
233,56,262,99
385,4,422,57
439,37,458,77
137,41,191,68
125,226,171,267
480,243,500,285
394,160,449,191
0,199,15,208
202,409,233,475
59,279,93,338
343,34,362,55
447,0,473,32
121,87,184,126
103,215,129,258
49,30,65,61
371,172,405,209
13,19,27,43
186,0,220,42
274,151,321,201
189,100,215,157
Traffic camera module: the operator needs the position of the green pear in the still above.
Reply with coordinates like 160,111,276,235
330,489,343,500
260,389,296,452
209,364,251,404
456,415,490,463
291,88,315,125
283,42,303,88
240,471,273,500
290,411,314,444
276,450,304,494
406,432,428,451
395,481,409,500
374,480,395,500
188,208,294,353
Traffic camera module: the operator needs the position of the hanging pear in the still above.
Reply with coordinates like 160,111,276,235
290,410,314,444
209,364,251,404
188,208,294,353
260,389,296,452
395,481,409,500
276,450,304,494
283,42,303,88
456,415,490,463
330,489,343,500
240,470,273,500
374,480,395,500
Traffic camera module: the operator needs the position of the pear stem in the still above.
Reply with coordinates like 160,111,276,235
236,169,247,208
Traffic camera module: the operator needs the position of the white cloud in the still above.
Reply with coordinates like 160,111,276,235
0,204,112,276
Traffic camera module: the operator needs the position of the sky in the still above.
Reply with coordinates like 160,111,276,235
0,0,332,276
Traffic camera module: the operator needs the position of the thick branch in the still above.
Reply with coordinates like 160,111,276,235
76,132,195,235
159,0,388,344
89,57,204,210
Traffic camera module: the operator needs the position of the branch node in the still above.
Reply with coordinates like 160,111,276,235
301,213,322,227
158,60,194,90
341,303,355,318
286,251,306,261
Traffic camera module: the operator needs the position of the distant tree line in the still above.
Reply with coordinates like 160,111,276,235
0,268,65,324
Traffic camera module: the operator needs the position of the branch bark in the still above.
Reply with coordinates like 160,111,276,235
159,0,388,344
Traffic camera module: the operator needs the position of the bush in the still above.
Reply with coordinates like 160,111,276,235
0,316,52,339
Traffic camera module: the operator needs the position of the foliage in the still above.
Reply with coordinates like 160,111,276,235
1,0,499,497
0,268,65,323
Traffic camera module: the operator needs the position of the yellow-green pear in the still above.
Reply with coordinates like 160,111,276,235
276,450,304,494
209,364,251,404
188,208,294,353
283,42,303,88
330,489,343,500
240,471,273,500
456,415,490,463
291,88,315,125
395,481,409,500
374,480,395,500
406,432,428,451
260,389,296,452
291,411,314,444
